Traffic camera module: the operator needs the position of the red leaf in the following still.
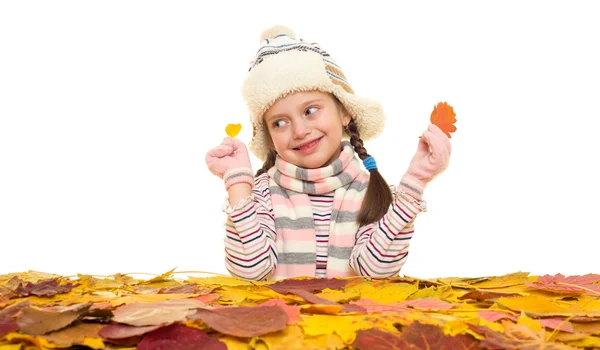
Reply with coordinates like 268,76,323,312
0,317,19,337
193,293,221,304
137,324,226,350
100,323,165,339
257,299,302,325
13,279,77,297
354,328,408,350
525,273,600,296
351,298,456,313
459,290,522,301
477,311,574,333
478,310,517,323
287,289,365,313
430,102,457,138
190,305,287,337
268,278,347,294
354,323,479,350
469,324,576,350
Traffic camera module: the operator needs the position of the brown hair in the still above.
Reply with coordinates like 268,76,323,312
345,119,393,226
255,93,392,226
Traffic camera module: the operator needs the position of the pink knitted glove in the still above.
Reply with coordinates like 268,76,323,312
400,124,451,199
205,137,254,190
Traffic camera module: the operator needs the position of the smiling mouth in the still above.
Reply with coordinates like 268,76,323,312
293,137,322,151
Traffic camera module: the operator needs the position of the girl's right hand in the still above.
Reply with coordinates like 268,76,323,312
205,137,253,179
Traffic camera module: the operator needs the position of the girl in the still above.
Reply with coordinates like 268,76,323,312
205,26,451,281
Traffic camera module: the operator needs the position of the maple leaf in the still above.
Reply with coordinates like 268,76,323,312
13,279,77,297
0,300,29,337
458,289,523,301
16,302,92,335
268,277,347,294
353,328,407,349
0,287,15,299
257,299,302,325
111,299,205,326
469,323,578,350
160,284,213,295
137,324,226,350
286,289,365,313
40,322,105,348
351,297,456,313
354,322,479,350
190,305,288,337
99,323,164,340
430,102,457,138
225,123,242,138
525,273,600,296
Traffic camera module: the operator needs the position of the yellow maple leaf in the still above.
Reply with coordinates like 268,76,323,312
226,124,242,138
344,280,418,303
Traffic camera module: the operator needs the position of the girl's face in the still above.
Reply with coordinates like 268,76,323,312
264,91,351,169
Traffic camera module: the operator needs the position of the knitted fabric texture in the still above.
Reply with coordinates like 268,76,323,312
267,142,369,278
242,25,387,161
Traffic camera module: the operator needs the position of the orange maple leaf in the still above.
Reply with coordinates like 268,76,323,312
430,102,457,138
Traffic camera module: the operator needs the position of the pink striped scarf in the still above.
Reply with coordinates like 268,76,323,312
267,142,369,279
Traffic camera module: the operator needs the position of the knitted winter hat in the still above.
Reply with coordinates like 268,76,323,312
242,25,387,161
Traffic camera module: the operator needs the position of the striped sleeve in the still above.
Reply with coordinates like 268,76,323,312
349,185,425,278
222,173,277,281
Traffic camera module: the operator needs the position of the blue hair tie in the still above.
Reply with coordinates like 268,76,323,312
363,156,377,171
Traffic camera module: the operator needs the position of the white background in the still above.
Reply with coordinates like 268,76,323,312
1,1,599,279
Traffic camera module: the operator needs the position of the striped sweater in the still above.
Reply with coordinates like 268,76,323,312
222,173,425,281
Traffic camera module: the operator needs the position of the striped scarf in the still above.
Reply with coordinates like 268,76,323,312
267,142,369,279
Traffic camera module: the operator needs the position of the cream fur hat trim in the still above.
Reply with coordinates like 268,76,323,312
242,25,386,161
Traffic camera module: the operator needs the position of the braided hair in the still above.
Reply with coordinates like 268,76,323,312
346,119,393,226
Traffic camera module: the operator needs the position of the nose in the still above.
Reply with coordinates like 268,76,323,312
292,119,310,139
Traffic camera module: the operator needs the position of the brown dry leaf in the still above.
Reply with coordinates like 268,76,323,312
16,302,92,335
225,124,242,138
430,102,457,138
191,306,287,338
13,279,77,298
458,289,524,301
111,299,205,326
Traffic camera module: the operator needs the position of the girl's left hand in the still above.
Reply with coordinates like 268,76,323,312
400,124,451,197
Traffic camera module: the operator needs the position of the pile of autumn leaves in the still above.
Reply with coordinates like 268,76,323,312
1,270,600,349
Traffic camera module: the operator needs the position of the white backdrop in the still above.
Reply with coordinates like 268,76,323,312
1,1,599,279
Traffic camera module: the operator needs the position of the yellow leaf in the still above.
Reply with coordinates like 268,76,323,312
259,325,305,350
496,295,592,317
217,336,251,350
109,293,201,306
226,124,242,138
517,311,543,332
314,288,360,303
302,334,347,350
300,314,402,344
187,276,257,287
139,267,177,285
344,281,418,303
563,336,600,348
0,345,22,350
